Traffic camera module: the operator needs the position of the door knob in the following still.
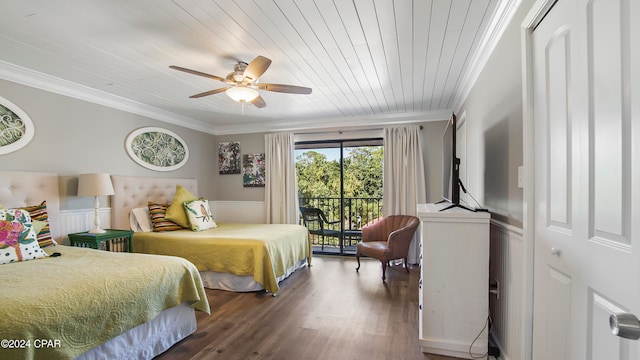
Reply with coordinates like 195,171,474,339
550,247,561,256
610,313,640,340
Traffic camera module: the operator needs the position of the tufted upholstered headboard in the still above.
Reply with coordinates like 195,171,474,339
110,176,198,230
0,171,61,241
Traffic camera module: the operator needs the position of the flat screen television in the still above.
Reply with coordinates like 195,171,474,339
439,113,475,211
441,113,459,205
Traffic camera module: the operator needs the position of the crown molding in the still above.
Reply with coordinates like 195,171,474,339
211,109,453,135
0,60,449,136
0,55,471,137
0,61,218,135
450,0,523,112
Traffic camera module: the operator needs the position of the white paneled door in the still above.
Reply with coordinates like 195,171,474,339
532,0,640,359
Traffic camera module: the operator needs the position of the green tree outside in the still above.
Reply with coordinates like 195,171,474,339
296,146,383,230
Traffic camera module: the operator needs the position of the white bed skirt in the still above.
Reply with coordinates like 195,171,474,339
77,302,196,360
199,258,308,293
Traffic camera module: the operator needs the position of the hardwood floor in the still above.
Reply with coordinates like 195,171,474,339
156,256,471,360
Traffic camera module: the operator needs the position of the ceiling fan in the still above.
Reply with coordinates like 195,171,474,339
170,55,312,108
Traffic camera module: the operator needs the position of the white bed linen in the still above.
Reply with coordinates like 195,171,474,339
77,302,196,359
199,258,308,293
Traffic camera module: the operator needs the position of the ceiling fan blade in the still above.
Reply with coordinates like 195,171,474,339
251,95,267,108
243,56,272,82
257,83,312,94
189,87,229,98
170,65,225,82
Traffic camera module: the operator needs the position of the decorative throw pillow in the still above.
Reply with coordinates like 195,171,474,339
183,199,217,231
21,201,56,247
148,202,182,232
165,184,198,228
32,220,47,235
129,207,153,232
0,209,47,265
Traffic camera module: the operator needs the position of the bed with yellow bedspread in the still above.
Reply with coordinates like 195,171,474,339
132,223,311,294
0,245,210,360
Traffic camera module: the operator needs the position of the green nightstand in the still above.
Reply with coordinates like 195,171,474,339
68,229,134,252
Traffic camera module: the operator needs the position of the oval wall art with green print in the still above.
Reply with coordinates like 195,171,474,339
125,127,189,171
0,96,35,155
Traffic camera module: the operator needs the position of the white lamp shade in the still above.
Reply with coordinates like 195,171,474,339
77,173,115,197
226,86,259,102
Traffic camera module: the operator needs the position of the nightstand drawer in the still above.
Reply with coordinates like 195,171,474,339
68,229,134,252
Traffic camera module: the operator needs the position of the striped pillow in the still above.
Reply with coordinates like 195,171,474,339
21,201,55,248
148,202,182,232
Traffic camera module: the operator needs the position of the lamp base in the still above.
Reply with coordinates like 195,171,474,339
88,228,107,234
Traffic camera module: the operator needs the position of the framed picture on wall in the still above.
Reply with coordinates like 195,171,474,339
243,153,265,187
125,127,189,171
0,96,35,155
218,141,241,174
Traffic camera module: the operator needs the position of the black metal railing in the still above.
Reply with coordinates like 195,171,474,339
299,197,383,253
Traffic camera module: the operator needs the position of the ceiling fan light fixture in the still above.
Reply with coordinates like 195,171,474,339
226,86,259,102
171,55,308,107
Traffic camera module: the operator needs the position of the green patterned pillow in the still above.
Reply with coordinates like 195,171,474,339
183,199,217,231
148,202,182,232
0,209,48,265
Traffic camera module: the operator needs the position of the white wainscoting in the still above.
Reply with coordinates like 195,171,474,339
489,220,524,360
210,201,266,224
58,208,112,244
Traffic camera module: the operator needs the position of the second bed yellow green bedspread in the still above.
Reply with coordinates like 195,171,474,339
133,223,311,294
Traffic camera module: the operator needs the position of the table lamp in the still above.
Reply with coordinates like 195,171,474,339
77,173,115,234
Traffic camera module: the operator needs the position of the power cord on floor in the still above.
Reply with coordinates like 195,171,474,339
468,314,492,359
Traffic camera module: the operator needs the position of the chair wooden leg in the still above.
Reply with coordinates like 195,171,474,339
356,254,361,272
381,261,387,281
404,257,410,273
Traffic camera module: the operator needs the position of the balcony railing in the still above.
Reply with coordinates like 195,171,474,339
299,196,383,253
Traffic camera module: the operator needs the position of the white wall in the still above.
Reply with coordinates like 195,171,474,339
458,1,534,228
215,132,266,202
457,15,525,227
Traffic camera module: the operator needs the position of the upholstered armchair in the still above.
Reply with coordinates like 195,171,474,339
355,215,420,280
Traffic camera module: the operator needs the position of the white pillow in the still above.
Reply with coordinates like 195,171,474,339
129,207,153,232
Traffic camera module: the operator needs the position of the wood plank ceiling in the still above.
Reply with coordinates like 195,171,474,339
0,0,510,134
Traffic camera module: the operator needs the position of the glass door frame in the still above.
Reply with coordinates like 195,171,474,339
295,137,383,255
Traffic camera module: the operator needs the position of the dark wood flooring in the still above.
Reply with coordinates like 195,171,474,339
156,256,466,360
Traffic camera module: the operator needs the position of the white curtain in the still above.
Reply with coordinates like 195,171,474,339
383,126,426,263
264,132,299,224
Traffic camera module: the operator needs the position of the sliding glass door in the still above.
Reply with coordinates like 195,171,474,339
295,139,383,255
